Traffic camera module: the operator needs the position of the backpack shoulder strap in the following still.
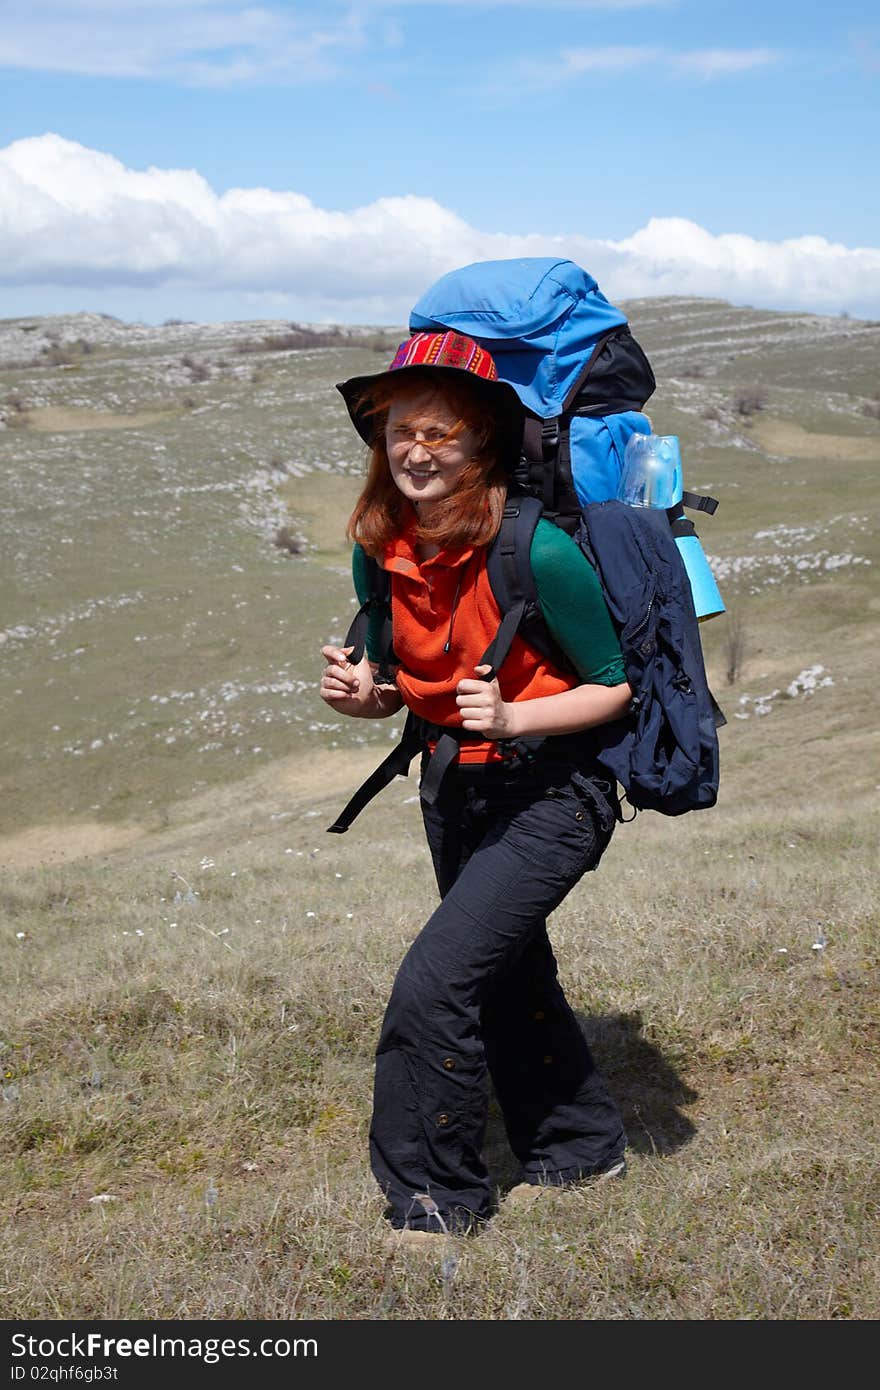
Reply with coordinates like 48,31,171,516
484,495,560,673
327,709,423,834
486,495,542,616
344,553,394,673
485,495,576,676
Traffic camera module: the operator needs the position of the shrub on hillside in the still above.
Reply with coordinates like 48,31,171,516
181,354,211,383
41,345,75,367
724,608,748,685
273,525,305,555
732,387,767,417
2,389,30,428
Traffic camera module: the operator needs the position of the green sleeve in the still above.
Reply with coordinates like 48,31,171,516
351,543,385,664
352,542,370,605
528,519,627,685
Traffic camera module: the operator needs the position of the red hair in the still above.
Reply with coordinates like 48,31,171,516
347,372,508,556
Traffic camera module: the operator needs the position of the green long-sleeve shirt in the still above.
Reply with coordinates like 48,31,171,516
353,519,625,686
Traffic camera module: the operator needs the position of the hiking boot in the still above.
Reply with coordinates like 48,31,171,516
588,1153,628,1183
506,1154,627,1208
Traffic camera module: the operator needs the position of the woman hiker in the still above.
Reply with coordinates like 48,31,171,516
320,331,631,1248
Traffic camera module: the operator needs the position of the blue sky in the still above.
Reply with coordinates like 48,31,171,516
1,0,878,323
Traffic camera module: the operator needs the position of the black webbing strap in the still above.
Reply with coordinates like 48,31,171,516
344,601,371,667
418,732,462,806
681,489,719,516
497,504,520,611
493,503,531,628
419,597,528,806
541,418,559,511
710,689,727,730
326,710,423,834
477,597,527,684
487,497,542,616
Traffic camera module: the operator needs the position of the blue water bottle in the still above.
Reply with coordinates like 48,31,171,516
618,432,725,622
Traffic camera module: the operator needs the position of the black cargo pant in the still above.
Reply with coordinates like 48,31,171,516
369,748,626,1232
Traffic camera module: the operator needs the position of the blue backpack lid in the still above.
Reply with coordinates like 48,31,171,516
409,258,628,418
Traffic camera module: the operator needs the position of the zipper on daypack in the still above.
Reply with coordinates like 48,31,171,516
629,588,657,647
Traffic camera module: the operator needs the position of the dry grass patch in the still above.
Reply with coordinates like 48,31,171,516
0,821,146,870
24,406,172,433
278,472,365,557
744,417,879,461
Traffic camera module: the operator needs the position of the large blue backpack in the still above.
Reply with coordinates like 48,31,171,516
328,259,723,833
411,257,656,530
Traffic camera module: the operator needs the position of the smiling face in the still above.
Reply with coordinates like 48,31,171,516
384,386,480,523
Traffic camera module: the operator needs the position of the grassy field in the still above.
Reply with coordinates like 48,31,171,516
1,301,878,1319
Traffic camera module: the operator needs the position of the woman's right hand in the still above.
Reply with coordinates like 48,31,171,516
320,645,375,717
321,645,404,719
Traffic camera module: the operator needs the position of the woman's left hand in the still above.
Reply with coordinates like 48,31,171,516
455,665,516,739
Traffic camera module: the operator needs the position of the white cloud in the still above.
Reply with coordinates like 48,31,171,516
0,0,673,85
0,1,363,86
2,135,878,320
514,43,784,90
671,47,779,78
561,45,661,73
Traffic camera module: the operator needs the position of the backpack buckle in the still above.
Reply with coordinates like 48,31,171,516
498,738,538,766
541,417,560,461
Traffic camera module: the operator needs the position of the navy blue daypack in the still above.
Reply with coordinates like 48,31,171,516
328,258,722,832
582,502,721,814
483,494,722,817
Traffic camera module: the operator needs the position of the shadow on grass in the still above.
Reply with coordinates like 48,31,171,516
486,1009,698,1192
584,1008,698,1156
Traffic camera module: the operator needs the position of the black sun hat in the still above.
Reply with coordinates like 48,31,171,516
336,330,525,472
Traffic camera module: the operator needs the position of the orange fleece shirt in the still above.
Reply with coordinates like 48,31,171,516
383,522,577,764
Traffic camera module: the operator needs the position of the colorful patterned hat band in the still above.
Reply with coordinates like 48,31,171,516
387,331,499,383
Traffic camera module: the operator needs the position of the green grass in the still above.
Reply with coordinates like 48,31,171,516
1,299,878,1319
